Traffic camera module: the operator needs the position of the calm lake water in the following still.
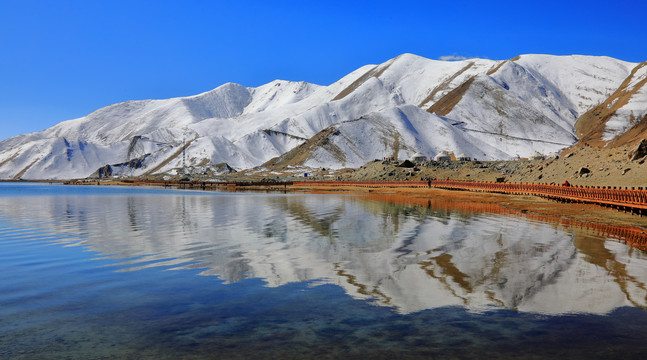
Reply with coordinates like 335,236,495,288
1,183,646,359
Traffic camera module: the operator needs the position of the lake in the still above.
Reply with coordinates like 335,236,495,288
1,183,646,359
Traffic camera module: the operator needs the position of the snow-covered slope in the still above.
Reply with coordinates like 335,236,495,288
266,105,512,169
604,63,647,140
429,63,579,158
575,61,647,144
0,53,643,179
513,54,636,116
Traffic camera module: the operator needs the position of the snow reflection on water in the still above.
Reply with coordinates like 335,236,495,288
2,183,647,359
1,184,646,315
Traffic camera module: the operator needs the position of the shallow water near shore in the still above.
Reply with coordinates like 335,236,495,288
1,183,647,359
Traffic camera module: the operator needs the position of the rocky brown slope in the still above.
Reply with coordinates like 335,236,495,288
345,142,647,188
215,140,647,189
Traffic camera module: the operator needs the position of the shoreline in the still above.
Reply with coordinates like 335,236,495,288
289,184,647,229
290,184,647,251
7,178,647,241
74,178,647,230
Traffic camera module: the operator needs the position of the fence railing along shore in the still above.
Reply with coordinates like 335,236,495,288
83,178,647,216
293,180,647,216
77,178,647,249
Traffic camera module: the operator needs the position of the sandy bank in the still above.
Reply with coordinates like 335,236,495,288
289,184,647,231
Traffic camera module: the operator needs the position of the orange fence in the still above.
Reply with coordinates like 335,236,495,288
82,179,647,250
294,180,647,215
94,179,647,215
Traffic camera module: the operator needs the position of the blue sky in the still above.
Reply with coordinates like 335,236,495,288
1,0,645,141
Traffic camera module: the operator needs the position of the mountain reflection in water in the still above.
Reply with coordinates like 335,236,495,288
1,186,646,315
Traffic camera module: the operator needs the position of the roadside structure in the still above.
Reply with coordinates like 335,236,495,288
410,152,427,163
434,151,451,162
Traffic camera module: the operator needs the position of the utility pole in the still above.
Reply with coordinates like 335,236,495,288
182,128,187,176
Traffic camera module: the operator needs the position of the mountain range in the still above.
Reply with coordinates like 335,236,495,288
1,53,646,180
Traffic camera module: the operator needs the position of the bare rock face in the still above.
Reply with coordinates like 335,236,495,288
629,139,647,161
213,163,236,174
96,165,113,179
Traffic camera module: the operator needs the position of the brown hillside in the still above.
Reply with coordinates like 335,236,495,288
608,114,647,148
332,57,396,101
142,139,195,176
418,62,475,108
0,152,19,170
576,61,647,146
486,60,509,76
13,159,39,180
263,126,345,169
426,76,476,116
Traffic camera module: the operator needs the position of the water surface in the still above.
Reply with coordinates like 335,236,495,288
1,183,646,359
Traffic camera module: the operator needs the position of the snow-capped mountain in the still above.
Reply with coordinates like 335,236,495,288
0,53,645,179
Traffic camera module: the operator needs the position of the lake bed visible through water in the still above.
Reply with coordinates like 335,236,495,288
1,183,646,359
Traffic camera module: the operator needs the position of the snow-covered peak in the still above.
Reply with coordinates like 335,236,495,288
244,80,321,114
488,60,577,132
0,53,645,179
602,62,647,141
514,54,637,116
375,54,499,107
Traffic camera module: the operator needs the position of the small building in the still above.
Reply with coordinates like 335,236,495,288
434,151,451,162
457,153,471,161
529,151,545,160
409,152,427,163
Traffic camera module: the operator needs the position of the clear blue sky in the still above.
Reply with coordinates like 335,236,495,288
1,0,645,141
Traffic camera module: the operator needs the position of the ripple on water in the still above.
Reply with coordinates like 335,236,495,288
1,184,647,359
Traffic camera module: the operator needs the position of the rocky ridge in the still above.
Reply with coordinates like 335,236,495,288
1,54,646,180
214,140,647,189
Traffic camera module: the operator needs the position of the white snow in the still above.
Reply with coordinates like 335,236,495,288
4,192,647,314
514,54,636,116
0,53,642,179
603,64,647,141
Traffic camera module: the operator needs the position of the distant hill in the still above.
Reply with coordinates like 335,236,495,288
1,53,645,180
